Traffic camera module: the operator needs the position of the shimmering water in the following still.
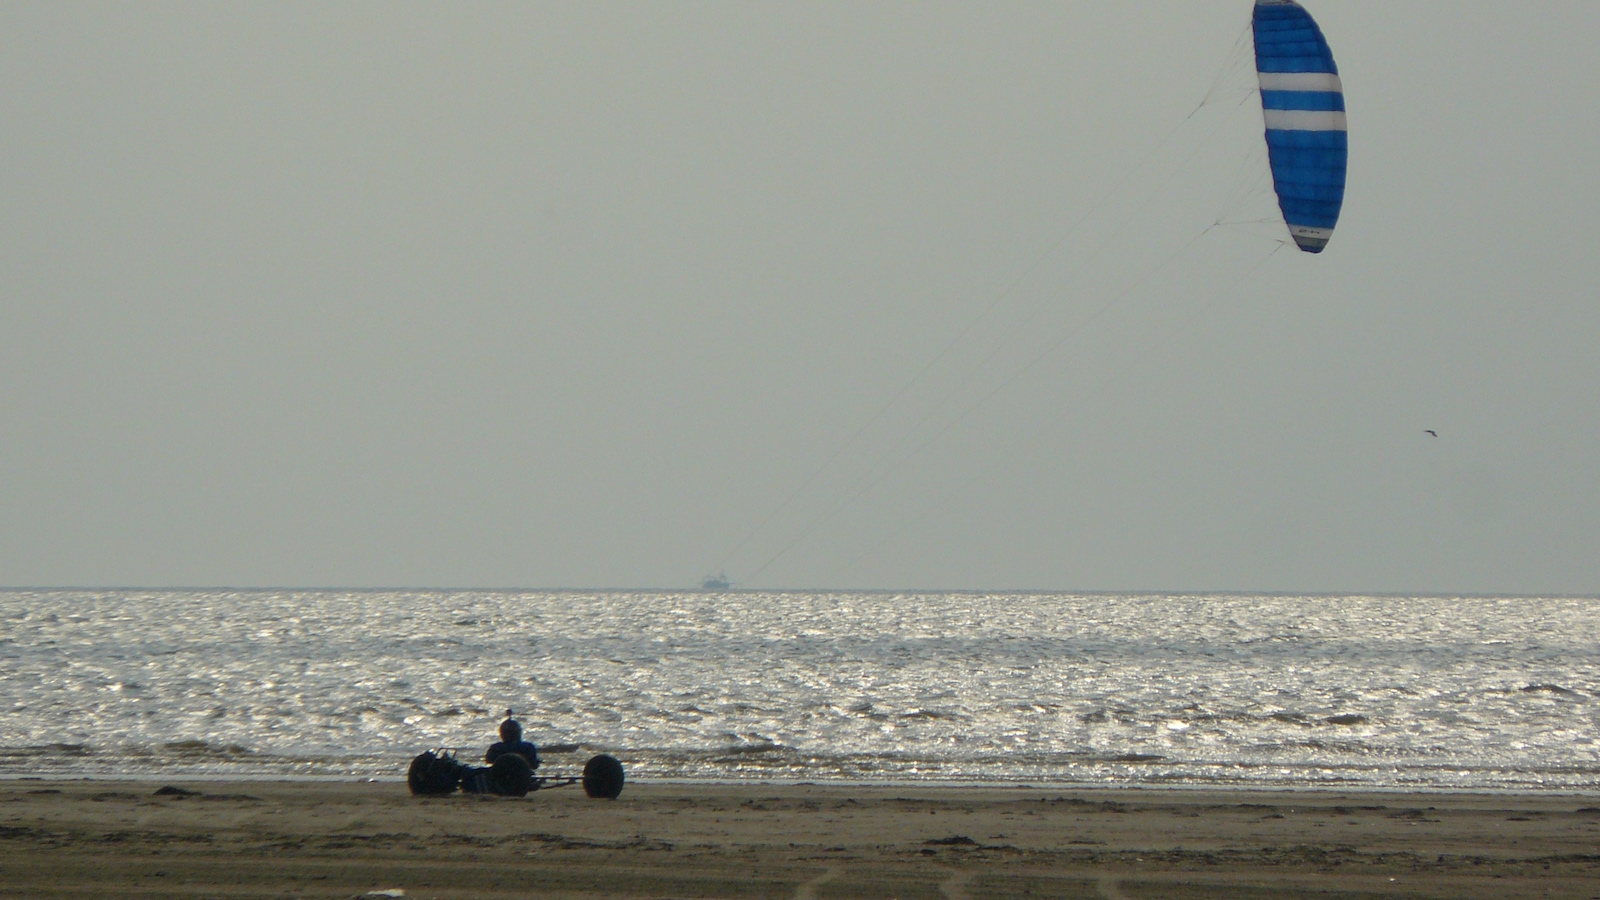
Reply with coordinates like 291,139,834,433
1,590,1596,791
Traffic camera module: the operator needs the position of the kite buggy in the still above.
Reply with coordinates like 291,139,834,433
407,712,625,799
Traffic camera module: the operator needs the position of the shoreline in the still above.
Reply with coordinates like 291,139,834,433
6,772,1600,797
5,770,1599,799
4,779,1597,898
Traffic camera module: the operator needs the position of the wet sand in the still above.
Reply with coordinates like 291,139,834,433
2,780,1598,898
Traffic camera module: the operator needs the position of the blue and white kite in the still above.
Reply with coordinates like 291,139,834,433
1253,0,1346,253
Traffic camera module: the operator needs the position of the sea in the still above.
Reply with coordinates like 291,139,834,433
1,590,1596,793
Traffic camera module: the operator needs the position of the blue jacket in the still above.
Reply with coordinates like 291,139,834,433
485,739,540,769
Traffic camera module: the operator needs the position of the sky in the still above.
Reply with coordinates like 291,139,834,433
2,2,1598,594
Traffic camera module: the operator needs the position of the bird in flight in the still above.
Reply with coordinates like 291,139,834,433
1425,430,1438,437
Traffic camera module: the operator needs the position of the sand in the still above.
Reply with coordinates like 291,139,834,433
2,779,1598,898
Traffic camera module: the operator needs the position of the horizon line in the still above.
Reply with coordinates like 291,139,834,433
1,585,1596,600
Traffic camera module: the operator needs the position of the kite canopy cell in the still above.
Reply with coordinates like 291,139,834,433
1253,0,1347,253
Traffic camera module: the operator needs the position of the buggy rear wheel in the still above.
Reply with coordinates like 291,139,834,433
488,752,535,797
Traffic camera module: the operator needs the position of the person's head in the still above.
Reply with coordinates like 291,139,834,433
499,718,523,743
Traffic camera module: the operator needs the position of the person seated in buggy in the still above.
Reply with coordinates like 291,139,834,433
454,712,538,795
486,715,540,770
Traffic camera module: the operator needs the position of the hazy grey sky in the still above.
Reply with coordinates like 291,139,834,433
3,2,1598,593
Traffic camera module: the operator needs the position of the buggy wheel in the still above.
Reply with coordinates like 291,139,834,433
488,752,535,797
582,754,625,799
407,751,462,796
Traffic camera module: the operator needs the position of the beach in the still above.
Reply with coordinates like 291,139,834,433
3,781,1597,898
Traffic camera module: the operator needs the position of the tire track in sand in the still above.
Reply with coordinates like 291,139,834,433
939,867,973,900
795,866,837,900
1097,875,1130,899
